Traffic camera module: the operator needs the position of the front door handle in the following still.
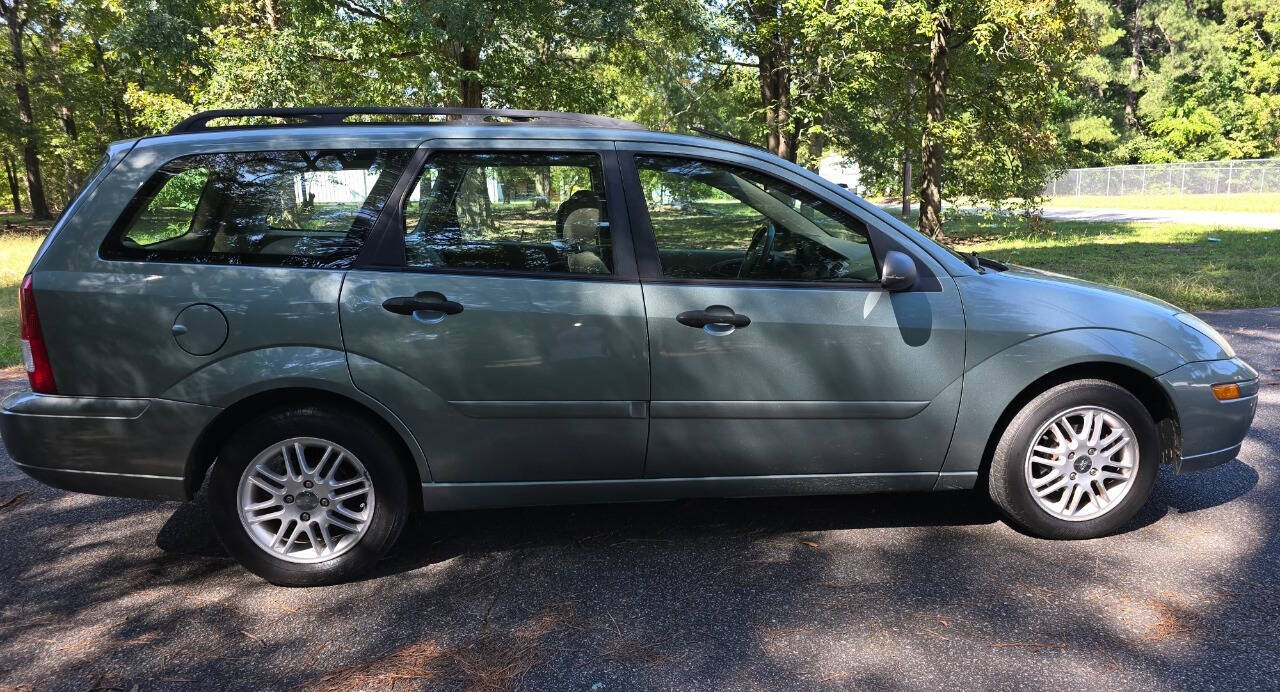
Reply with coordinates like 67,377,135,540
382,295,464,316
676,308,751,329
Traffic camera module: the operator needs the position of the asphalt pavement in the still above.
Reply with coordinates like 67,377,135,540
881,202,1280,229
0,308,1277,690
1035,207,1280,229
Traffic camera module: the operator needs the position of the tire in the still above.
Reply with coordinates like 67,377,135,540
208,406,409,586
989,379,1159,539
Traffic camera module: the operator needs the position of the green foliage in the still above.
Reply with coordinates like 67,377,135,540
0,0,1274,229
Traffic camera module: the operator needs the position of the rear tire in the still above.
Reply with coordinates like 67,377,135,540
989,379,1159,539
208,406,409,586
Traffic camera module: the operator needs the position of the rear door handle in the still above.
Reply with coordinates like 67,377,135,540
676,309,751,329
382,296,464,316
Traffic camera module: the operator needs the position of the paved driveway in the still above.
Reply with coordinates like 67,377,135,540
880,202,1280,228
1,310,1277,690
1036,207,1280,229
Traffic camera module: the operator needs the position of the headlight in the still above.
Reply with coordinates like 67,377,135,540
1175,313,1236,359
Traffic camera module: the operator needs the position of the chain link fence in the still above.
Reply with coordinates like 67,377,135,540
1044,159,1280,197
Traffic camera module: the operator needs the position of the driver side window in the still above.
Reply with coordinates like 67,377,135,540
635,155,877,282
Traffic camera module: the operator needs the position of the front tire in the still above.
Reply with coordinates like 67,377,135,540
208,406,409,586
989,379,1159,539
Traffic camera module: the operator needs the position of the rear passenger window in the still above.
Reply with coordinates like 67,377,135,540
103,149,412,268
124,167,212,246
402,152,612,275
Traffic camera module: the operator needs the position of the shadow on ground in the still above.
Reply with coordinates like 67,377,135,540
1,306,1277,690
0,446,1273,690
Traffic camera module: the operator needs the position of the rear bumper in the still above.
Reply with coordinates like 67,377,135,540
1157,358,1259,474
0,391,219,501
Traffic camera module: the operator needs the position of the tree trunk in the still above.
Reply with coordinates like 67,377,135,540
534,167,552,205
264,0,281,29
48,13,81,204
751,0,794,161
902,78,914,218
451,44,482,108
805,126,825,173
91,37,126,136
776,60,795,162
4,156,21,214
901,147,913,218
758,48,779,155
457,166,492,230
4,1,52,221
801,67,829,172
919,13,950,240
1124,0,1143,130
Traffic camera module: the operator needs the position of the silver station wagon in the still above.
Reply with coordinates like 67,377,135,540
1,107,1258,586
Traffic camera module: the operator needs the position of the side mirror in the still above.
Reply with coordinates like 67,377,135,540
880,250,917,292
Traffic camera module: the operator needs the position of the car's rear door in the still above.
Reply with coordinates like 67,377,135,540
618,142,966,484
340,138,649,482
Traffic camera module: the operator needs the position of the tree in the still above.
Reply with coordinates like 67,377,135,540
793,0,1093,237
2,0,51,219
911,0,1095,237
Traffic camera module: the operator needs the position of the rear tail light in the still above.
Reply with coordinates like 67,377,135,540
19,275,56,394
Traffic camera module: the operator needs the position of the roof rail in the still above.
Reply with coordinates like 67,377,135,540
690,126,764,151
169,106,648,134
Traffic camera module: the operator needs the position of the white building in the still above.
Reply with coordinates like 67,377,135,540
817,155,861,193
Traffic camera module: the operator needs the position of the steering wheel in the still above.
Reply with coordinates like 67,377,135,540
738,223,776,279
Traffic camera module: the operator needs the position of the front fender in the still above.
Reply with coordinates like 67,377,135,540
159,346,430,482
940,328,1186,475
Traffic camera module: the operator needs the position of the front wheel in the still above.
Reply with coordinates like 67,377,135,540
208,406,409,586
989,379,1159,539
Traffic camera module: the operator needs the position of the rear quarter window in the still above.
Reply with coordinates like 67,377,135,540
102,149,412,268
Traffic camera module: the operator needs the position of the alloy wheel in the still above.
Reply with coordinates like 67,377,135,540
1024,406,1139,522
236,437,375,563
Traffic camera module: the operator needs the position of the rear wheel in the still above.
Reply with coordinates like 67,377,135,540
989,379,1159,539
208,406,408,586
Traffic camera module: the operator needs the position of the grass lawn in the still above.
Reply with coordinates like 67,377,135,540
937,212,1280,311
1,213,55,368
1041,192,1280,213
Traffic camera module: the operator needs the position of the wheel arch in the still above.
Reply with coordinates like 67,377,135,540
975,362,1180,486
184,387,426,500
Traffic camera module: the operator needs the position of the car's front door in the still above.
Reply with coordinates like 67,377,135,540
340,140,649,482
619,145,966,483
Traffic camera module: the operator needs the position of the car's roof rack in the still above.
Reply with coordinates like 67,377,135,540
169,106,648,134
690,126,765,151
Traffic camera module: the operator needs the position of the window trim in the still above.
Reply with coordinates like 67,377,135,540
619,150,888,289
616,145,942,291
99,148,414,268
356,140,639,281
624,151,885,289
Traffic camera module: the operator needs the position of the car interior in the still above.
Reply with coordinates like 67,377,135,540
118,150,402,261
403,153,613,274
636,156,879,282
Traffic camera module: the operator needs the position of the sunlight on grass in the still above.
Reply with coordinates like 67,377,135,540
1041,193,1280,214
942,214,1280,311
0,232,47,367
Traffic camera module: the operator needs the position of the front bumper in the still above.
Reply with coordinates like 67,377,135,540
1157,357,1259,474
0,391,220,500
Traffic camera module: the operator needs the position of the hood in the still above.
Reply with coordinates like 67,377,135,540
1000,264,1181,314
956,265,1232,364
